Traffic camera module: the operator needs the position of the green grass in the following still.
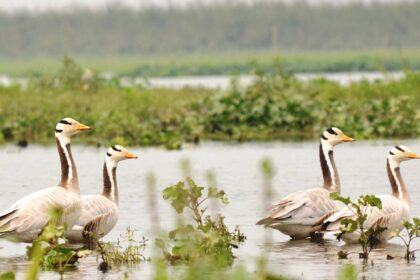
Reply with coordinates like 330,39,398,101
1,49,420,77
0,57,419,148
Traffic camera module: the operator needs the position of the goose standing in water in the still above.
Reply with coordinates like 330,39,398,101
256,127,354,239
322,145,420,243
0,118,90,242
66,145,137,245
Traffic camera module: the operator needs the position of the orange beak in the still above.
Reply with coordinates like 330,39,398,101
341,134,355,142
76,123,91,131
125,151,138,159
408,152,420,159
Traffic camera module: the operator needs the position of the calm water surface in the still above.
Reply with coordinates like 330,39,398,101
0,140,420,279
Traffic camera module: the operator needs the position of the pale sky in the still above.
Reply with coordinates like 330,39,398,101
0,0,417,13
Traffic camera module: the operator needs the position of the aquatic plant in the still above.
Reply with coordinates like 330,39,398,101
96,227,148,272
391,218,420,262
1,58,420,148
157,177,246,266
25,208,91,277
330,193,386,259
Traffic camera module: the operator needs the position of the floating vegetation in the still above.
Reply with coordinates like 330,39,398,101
96,227,148,272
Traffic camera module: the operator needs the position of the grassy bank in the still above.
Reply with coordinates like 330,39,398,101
0,58,419,148
1,49,420,77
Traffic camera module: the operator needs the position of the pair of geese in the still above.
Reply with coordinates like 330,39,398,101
257,127,420,243
0,118,137,244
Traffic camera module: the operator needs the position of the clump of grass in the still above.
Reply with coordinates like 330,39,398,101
96,227,148,272
157,176,246,266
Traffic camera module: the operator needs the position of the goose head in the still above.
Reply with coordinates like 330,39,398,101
388,145,420,164
106,145,138,165
55,117,91,139
321,127,354,149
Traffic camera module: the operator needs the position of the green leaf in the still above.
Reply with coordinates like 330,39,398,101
330,192,351,205
162,182,189,213
155,238,166,249
340,219,358,233
186,177,204,199
360,195,382,209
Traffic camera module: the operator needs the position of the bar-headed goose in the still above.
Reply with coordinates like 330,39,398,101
65,145,137,245
322,145,420,243
0,118,90,242
256,127,354,239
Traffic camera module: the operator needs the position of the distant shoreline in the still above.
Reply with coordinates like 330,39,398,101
1,50,419,77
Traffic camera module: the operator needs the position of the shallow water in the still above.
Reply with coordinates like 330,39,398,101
0,140,420,279
1,72,404,89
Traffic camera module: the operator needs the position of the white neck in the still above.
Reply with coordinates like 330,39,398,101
102,157,119,205
56,134,79,194
320,139,340,193
387,156,409,203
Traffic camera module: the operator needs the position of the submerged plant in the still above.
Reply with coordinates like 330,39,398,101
157,177,246,266
330,193,386,259
391,218,420,262
96,227,148,272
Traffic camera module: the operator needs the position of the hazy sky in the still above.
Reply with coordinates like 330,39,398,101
0,0,417,13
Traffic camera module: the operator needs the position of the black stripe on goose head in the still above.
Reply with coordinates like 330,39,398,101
55,129,63,133
321,134,328,140
59,119,72,125
395,146,405,152
326,127,338,135
389,151,395,155
106,152,112,157
112,145,122,152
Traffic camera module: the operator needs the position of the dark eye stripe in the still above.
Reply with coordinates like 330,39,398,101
395,146,405,152
59,120,72,125
389,151,394,155
106,152,111,157
321,134,328,140
112,146,122,152
326,128,338,135
55,129,63,133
